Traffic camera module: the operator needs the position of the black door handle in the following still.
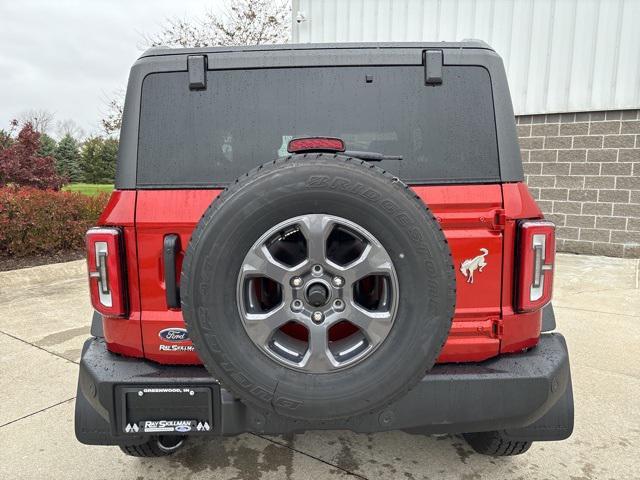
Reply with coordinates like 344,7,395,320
163,234,181,309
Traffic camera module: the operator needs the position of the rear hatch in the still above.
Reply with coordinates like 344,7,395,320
132,61,507,363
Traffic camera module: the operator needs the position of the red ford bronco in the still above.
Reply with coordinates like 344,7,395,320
75,42,573,457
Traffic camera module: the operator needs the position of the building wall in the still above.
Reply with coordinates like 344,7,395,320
518,109,640,258
292,0,640,115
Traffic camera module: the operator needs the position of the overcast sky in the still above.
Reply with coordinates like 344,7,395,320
0,0,222,137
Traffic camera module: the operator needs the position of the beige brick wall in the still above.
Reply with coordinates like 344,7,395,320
517,109,640,258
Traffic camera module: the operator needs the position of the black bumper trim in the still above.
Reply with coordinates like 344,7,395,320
75,333,573,445
90,311,103,338
541,304,556,332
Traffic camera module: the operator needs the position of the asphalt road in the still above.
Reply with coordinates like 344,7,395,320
0,254,638,479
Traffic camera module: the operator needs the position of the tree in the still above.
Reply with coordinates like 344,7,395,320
0,123,64,190
55,134,82,182
18,109,55,135
101,90,124,136
56,119,85,140
0,120,17,150
0,130,12,150
143,0,290,47
79,136,118,184
38,133,57,158
102,0,290,135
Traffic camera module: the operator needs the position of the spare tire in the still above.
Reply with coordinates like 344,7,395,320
181,154,455,421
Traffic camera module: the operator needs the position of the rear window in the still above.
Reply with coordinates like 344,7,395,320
137,66,499,187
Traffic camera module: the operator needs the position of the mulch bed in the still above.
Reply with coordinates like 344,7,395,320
0,250,85,272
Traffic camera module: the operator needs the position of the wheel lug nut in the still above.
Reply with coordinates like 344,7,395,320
312,265,323,276
332,276,345,288
333,299,345,312
311,311,325,324
291,300,303,312
290,277,303,288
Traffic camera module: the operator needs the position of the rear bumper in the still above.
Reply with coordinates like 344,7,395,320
75,333,573,446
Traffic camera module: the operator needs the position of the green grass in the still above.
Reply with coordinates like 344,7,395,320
63,183,114,196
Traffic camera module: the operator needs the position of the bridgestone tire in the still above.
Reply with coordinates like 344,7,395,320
463,431,533,456
181,154,456,421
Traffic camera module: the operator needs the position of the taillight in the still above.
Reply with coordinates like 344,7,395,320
516,220,555,312
287,137,345,153
86,227,128,317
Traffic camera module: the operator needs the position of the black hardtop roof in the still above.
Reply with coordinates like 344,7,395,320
116,39,523,189
139,40,494,60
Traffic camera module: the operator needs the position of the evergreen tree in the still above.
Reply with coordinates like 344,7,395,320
0,129,12,150
79,136,118,184
54,134,82,182
101,137,118,182
38,133,57,158
79,136,99,183
0,119,18,150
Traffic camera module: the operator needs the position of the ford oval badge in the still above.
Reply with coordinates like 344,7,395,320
159,328,189,343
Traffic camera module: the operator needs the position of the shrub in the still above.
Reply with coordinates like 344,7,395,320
0,123,65,190
0,186,109,257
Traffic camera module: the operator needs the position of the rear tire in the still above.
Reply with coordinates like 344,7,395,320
463,431,532,456
119,435,186,457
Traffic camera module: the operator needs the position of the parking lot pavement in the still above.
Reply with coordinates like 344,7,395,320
0,254,638,480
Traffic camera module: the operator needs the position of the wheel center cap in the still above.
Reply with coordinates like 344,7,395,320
306,282,329,307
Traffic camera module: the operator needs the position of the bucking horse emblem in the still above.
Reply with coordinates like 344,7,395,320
460,248,488,284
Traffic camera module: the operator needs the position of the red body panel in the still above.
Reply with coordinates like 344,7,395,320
97,183,545,364
412,185,503,362
500,183,545,353
96,191,144,358
135,190,220,363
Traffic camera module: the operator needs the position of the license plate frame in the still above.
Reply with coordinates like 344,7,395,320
119,386,213,434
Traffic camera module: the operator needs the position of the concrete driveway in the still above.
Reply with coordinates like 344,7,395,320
0,254,638,479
